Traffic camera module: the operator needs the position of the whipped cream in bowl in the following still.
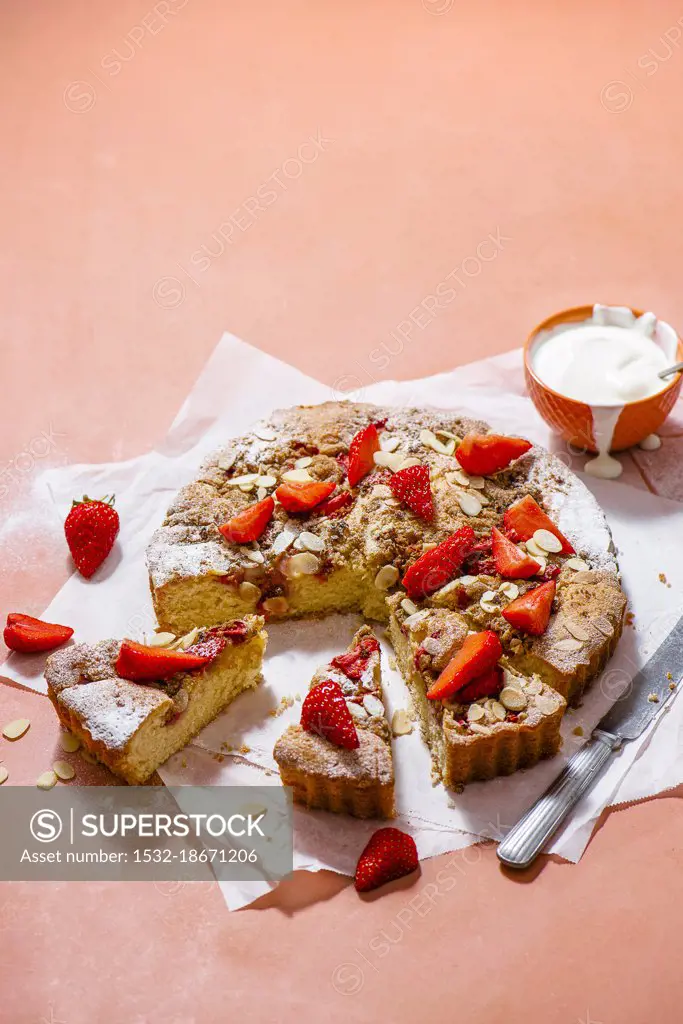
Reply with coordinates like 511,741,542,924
524,304,682,479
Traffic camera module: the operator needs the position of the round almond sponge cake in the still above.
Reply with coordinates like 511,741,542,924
146,401,626,704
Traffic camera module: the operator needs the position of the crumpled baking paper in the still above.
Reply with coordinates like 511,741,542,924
6,334,683,909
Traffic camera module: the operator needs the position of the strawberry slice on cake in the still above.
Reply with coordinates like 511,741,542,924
273,626,395,818
386,596,565,787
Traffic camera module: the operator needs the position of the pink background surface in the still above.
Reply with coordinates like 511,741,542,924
3,1,683,1020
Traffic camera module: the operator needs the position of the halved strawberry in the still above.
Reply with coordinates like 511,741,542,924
502,579,556,635
300,679,359,749
4,613,74,653
389,465,434,520
115,639,223,682
455,434,532,476
347,424,381,487
491,526,540,579
503,495,575,554
354,827,419,893
275,480,336,514
456,665,503,703
426,630,502,700
219,496,274,544
313,491,354,518
331,635,380,680
402,525,476,600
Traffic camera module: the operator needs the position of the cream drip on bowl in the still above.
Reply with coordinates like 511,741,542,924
531,305,676,478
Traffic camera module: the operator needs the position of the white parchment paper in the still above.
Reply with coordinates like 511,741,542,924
6,334,683,909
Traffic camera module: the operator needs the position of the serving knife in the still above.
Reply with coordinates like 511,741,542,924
497,614,682,869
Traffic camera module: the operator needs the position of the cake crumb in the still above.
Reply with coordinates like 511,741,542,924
625,611,635,628
572,726,584,737
667,672,673,680
388,656,397,671
647,693,660,703
181,759,187,768
658,572,672,588
239,744,251,755
271,695,295,717
669,682,677,692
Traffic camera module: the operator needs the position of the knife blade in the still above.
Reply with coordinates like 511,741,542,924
497,611,683,869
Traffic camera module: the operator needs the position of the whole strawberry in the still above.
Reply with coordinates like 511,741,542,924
65,495,120,578
355,827,419,893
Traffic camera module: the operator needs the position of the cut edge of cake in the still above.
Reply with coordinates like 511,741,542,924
273,625,395,819
45,616,267,785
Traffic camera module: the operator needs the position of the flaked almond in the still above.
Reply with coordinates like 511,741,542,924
525,536,546,558
0,767,8,785
363,694,385,717
347,701,368,720
254,474,277,488
593,616,614,637
420,428,456,456
468,722,491,735
392,709,413,736
563,618,592,642
246,549,265,564
403,609,429,630
480,591,500,613
498,582,519,601
257,487,267,500
174,627,200,650
374,565,399,590
379,434,401,453
534,555,547,573
37,770,58,791
239,581,261,602
371,484,393,498
272,529,296,555
262,596,289,615
294,456,313,469
298,531,325,553
281,467,313,483
401,598,419,617
3,719,30,741
283,552,320,577
458,492,482,517
467,703,485,722
398,457,423,471
421,636,441,655
218,451,237,471
565,557,590,572
536,695,558,716
489,700,507,722
553,637,584,653
500,687,527,711
435,429,460,441
533,528,562,554
60,731,81,753
253,425,277,442
53,760,76,781
147,632,176,648
238,482,255,493
524,679,543,695
373,450,405,473
227,473,259,487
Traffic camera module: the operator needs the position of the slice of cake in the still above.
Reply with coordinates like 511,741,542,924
273,626,395,818
45,617,266,784
386,596,565,787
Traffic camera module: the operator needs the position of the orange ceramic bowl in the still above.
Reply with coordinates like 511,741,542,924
524,305,683,452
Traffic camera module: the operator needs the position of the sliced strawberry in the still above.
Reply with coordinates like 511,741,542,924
491,526,540,579
455,434,532,476
402,525,476,600
313,491,354,518
354,827,419,893
183,635,227,661
502,580,556,635
389,465,434,520
426,630,502,700
300,679,359,749
115,639,223,682
330,635,380,680
503,494,575,554
456,665,503,703
275,480,336,513
4,613,74,653
347,424,381,487
219,496,274,544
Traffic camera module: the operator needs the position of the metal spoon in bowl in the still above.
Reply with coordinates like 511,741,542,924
658,361,683,379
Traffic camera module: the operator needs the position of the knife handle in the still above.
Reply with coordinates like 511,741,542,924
496,730,619,869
